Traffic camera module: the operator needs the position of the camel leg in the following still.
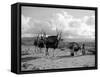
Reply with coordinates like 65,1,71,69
34,46,37,53
39,48,42,53
75,51,77,56
71,52,74,56
82,49,85,55
36,47,40,54
46,48,49,56
71,49,74,56
52,49,55,57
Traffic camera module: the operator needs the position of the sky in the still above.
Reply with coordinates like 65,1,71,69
21,6,95,40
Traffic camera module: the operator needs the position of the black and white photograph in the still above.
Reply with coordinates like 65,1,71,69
21,5,96,71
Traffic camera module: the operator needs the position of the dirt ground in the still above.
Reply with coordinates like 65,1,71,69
21,46,95,71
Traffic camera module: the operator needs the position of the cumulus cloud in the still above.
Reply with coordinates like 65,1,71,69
22,11,95,39
21,15,57,37
21,15,31,34
82,15,95,25
51,11,95,39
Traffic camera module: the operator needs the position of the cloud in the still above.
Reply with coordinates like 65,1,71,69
21,11,95,39
51,11,95,39
21,15,31,34
22,15,31,25
21,15,58,37
83,15,95,25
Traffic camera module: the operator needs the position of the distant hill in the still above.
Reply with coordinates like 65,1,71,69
21,37,95,48
64,38,95,42
21,37,36,45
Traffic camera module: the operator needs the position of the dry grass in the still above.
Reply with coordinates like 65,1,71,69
21,45,95,71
